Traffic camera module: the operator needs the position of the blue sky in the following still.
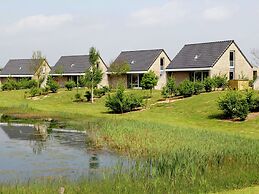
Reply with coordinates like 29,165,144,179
0,0,259,67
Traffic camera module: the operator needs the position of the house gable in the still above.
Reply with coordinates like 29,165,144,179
211,42,253,80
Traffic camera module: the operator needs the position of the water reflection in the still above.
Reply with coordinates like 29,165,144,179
0,123,129,182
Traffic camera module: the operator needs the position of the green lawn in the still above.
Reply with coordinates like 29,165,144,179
1,89,259,193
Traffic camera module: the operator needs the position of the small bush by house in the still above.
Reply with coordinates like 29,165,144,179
193,81,204,95
65,81,76,91
218,90,257,120
178,80,194,97
105,87,143,113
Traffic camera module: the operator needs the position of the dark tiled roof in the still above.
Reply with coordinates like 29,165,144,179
51,55,92,74
167,40,234,69
0,59,42,75
110,49,164,72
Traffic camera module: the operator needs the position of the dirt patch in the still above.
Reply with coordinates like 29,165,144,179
247,112,259,120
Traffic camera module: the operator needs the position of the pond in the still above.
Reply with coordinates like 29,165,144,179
0,123,130,183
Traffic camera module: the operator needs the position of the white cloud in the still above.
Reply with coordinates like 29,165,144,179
203,6,238,22
4,14,74,33
129,0,187,26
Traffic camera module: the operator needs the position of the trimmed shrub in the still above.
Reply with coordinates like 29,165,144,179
203,77,215,92
193,81,204,95
48,81,59,93
29,87,41,97
245,90,259,112
218,91,249,120
85,91,92,102
27,80,38,89
178,80,194,97
74,93,83,102
161,77,177,98
65,81,76,91
105,87,143,113
213,75,228,89
2,81,15,91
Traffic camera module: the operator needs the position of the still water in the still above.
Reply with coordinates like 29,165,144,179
0,123,128,182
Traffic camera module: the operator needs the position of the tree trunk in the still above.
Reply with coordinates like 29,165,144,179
91,83,94,103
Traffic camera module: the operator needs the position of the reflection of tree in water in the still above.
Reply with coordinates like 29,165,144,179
29,125,48,155
89,153,99,169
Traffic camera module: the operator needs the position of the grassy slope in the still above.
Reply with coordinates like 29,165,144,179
0,89,258,138
1,89,259,193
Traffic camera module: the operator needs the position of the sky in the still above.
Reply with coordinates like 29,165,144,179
0,0,259,67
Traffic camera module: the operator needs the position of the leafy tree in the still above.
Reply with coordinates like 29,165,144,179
140,71,158,96
85,47,103,103
109,61,130,76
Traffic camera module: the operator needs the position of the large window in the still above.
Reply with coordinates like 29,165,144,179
160,58,165,77
189,71,209,82
230,51,235,68
127,74,143,88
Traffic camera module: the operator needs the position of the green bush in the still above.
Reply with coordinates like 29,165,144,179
213,75,228,89
193,81,204,95
29,87,41,97
42,86,50,95
78,76,86,87
218,91,249,120
84,91,92,102
178,80,194,97
2,81,15,91
161,77,177,98
105,87,143,113
47,80,59,93
65,81,76,91
245,90,259,112
27,80,38,89
74,93,83,102
203,77,215,92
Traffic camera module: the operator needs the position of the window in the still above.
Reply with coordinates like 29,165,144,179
96,62,100,69
160,58,164,71
229,72,234,80
230,51,235,68
127,74,143,88
189,71,209,82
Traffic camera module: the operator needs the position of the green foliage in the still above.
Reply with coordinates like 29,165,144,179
105,87,143,113
85,47,103,103
213,75,228,89
47,77,59,93
65,81,76,91
140,71,158,91
178,80,194,97
193,81,204,95
203,77,215,92
29,87,41,97
84,91,92,102
218,91,249,120
94,86,110,98
78,76,86,87
161,77,177,98
1,78,38,91
74,93,83,102
109,61,130,75
245,90,259,112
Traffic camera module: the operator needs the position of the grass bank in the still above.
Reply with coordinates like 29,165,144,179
1,89,259,193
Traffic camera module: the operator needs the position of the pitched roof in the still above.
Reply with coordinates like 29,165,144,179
167,40,234,69
51,55,92,74
0,59,43,75
110,49,165,72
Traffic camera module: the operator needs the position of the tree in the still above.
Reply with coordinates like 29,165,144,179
85,47,103,103
140,71,158,96
109,61,130,76
31,51,47,88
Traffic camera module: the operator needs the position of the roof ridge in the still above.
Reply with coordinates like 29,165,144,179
121,48,163,53
61,54,89,57
185,40,234,46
